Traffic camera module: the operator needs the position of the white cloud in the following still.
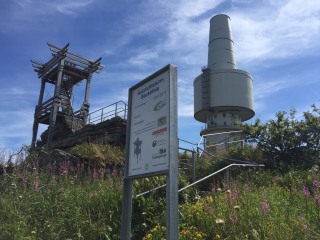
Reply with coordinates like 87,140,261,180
254,79,289,100
56,0,94,15
230,0,320,65
128,51,159,66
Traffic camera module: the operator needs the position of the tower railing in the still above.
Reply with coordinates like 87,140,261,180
197,130,244,156
87,100,127,124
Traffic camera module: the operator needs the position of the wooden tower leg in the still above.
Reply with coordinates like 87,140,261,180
46,102,59,151
83,73,92,124
46,60,64,151
31,120,39,148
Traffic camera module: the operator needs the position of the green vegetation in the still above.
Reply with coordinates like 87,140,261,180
0,105,319,239
240,104,320,172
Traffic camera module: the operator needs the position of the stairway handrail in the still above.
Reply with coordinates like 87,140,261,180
135,162,264,198
178,163,264,192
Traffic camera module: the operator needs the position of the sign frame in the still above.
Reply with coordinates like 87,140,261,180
124,64,177,179
120,64,178,240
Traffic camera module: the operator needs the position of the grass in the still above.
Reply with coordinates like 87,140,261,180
0,144,319,239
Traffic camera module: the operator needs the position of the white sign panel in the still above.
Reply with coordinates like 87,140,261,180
128,70,170,177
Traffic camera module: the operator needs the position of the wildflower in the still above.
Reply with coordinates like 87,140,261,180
215,218,225,225
112,167,118,177
274,175,279,181
217,188,222,192
142,222,147,228
261,200,270,213
234,205,240,210
303,186,310,197
301,224,308,230
92,169,98,180
313,178,319,188
59,165,68,175
226,189,231,194
229,188,237,203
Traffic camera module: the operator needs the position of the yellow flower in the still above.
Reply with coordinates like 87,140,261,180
215,233,221,239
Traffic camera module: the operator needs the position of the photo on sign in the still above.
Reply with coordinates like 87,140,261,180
157,115,167,127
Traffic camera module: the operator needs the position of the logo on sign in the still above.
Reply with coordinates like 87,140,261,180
153,100,166,111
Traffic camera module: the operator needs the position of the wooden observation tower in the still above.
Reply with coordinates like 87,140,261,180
31,43,103,150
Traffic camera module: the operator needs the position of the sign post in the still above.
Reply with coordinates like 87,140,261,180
120,64,178,240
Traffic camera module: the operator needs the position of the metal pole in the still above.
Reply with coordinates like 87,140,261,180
125,104,127,119
191,151,195,183
166,64,178,240
225,168,230,188
120,178,133,240
115,102,118,117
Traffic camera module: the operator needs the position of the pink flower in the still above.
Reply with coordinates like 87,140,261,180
313,179,319,188
229,188,237,203
303,186,310,197
92,169,98,180
274,176,279,181
301,224,308,230
111,167,118,177
261,200,270,213
59,165,68,175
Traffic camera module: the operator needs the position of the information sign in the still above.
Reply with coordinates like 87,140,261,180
126,66,173,177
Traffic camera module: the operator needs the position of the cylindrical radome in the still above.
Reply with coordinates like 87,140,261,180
193,14,254,145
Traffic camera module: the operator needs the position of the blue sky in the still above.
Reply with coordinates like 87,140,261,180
1,0,320,152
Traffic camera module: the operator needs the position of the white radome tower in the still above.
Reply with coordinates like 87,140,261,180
194,14,254,147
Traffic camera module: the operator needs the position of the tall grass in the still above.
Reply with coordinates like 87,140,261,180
142,168,320,239
0,144,319,239
0,169,123,240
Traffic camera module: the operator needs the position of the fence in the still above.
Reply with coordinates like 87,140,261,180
87,101,127,124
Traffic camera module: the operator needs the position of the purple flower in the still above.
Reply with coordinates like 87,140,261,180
303,186,310,197
313,179,319,188
274,176,279,181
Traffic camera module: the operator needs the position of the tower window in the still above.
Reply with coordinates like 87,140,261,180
223,113,226,118
224,122,226,126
